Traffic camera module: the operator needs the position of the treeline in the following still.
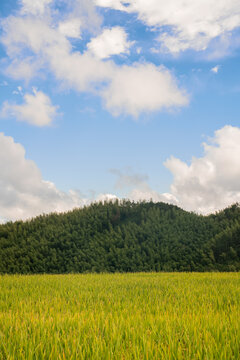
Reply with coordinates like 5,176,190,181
0,200,239,274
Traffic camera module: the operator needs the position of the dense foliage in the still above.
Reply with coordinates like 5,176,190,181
0,200,239,273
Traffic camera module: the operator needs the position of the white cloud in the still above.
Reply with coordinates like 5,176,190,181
5,58,41,81
95,0,126,11
0,133,87,222
1,17,69,56
67,0,103,34
211,65,220,73
95,193,118,202
128,186,178,205
110,167,178,205
111,126,240,215
164,125,240,214
102,63,188,116
1,15,187,117
87,27,132,59
1,89,58,127
58,18,82,39
2,124,240,221
21,0,53,15
0,133,121,222
96,0,240,54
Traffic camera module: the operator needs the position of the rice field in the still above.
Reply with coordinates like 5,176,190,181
0,273,239,359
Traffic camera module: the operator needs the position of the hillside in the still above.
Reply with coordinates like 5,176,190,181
0,200,239,274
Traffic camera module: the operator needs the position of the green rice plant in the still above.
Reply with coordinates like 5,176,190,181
0,273,239,359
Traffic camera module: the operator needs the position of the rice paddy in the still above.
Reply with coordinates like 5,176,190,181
0,273,239,359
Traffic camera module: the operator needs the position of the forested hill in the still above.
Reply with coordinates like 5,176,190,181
0,201,239,274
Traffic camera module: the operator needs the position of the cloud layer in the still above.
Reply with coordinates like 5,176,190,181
58,18,82,39
1,125,240,221
110,126,240,215
1,4,188,117
21,0,53,15
165,125,240,214
96,0,240,54
0,132,88,222
1,1,240,221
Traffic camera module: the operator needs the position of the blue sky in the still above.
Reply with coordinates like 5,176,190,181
1,0,240,221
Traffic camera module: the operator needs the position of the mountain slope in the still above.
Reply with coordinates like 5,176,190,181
0,201,239,273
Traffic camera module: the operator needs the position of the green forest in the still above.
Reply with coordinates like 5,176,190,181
0,200,239,274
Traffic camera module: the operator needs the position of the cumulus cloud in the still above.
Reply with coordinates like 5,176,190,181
1,14,187,117
5,58,41,81
96,0,240,54
2,124,240,221
68,0,103,34
111,126,240,215
95,0,126,11
0,133,88,222
1,89,58,126
102,63,188,116
87,26,133,59
21,0,53,15
58,18,82,39
164,125,240,214
0,133,122,222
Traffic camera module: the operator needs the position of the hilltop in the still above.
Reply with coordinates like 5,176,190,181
0,200,239,273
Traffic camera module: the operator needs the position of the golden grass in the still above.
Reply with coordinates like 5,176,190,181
0,273,239,359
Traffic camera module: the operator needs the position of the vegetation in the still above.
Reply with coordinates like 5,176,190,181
0,201,240,274
0,273,239,359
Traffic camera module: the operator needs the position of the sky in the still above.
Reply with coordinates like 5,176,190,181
1,0,240,221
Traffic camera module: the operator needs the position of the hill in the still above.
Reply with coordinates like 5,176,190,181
0,200,239,273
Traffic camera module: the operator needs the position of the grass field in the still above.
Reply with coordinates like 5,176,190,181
0,273,239,359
